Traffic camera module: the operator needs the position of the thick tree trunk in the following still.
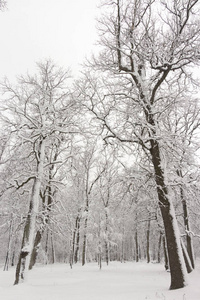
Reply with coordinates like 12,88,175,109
14,218,32,284
29,164,54,270
159,199,187,289
150,139,188,289
14,138,45,285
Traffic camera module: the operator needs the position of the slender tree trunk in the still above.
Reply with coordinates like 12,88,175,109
150,139,188,289
105,209,109,265
82,216,88,266
29,231,42,270
51,231,55,264
99,253,102,269
74,216,80,264
121,217,125,263
45,229,49,264
146,216,151,263
11,234,18,267
4,217,13,271
157,232,162,263
11,250,15,267
14,138,45,285
135,228,139,263
71,229,76,266
178,173,195,269
181,239,193,273
163,235,169,271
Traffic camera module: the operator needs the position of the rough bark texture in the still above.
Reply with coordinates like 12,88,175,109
150,139,188,289
14,138,45,285
29,161,55,270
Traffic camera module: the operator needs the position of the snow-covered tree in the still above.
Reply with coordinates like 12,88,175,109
77,0,200,289
0,59,77,284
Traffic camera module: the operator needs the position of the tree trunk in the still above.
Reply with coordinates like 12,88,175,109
146,216,151,263
163,235,169,271
181,239,193,273
29,163,54,270
29,230,42,270
178,175,195,269
74,216,80,264
45,229,49,264
51,231,55,264
4,217,13,271
150,139,188,289
82,216,88,266
71,229,76,266
14,138,45,285
135,228,139,263
105,209,109,265
14,218,32,285
157,232,162,263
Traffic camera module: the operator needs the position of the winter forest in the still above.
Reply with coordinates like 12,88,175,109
0,0,200,299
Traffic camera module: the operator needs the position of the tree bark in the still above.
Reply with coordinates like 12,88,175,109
178,174,195,269
105,209,109,265
82,216,88,266
4,216,13,271
14,138,45,285
74,215,80,264
146,216,151,263
135,228,139,263
157,232,162,264
163,235,169,270
181,239,193,273
29,230,42,270
29,161,55,270
51,231,55,264
150,139,188,289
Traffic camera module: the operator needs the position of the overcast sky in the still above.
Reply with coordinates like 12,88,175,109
0,0,100,80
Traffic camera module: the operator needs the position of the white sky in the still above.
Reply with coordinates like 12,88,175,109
0,0,100,80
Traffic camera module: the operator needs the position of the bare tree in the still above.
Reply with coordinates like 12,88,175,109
1,60,76,284
77,0,200,289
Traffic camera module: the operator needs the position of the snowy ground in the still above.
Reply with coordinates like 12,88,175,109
0,261,200,300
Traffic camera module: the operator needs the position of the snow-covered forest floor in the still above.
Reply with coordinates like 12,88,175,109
0,261,200,300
